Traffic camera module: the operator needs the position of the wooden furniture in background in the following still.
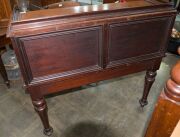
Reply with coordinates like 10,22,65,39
0,0,12,87
0,0,11,26
8,0,176,135
144,50,180,137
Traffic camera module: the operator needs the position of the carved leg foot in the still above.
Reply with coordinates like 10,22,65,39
139,70,157,107
44,127,53,136
32,97,53,136
139,99,148,107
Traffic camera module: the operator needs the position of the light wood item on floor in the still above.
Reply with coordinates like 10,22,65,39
144,49,180,137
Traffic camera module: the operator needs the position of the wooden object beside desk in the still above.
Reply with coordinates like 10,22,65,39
145,51,180,137
0,0,12,87
8,0,176,135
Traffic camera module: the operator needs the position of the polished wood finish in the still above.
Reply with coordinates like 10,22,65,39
31,96,53,136
144,58,180,137
46,1,81,9
140,70,157,106
8,0,176,135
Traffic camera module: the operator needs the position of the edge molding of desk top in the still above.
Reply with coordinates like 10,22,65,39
8,0,176,37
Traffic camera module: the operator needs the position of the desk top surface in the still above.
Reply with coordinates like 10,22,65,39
8,0,175,37
12,0,172,22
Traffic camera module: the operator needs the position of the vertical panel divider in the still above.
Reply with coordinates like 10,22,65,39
102,23,109,68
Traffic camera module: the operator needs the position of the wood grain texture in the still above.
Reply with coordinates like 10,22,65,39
20,26,102,79
108,17,172,67
0,0,11,21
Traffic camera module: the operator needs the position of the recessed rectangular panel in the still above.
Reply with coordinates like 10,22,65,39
109,18,171,63
21,27,102,78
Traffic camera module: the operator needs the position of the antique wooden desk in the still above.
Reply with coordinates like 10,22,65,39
8,0,176,135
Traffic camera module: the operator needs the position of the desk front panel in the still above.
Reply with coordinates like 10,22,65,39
14,12,175,85
108,17,172,67
19,26,102,82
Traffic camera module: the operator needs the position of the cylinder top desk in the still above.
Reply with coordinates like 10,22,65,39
7,0,176,135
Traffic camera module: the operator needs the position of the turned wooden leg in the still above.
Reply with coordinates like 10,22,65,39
32,97,53,136
0,55,10,88
139,70,157,107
